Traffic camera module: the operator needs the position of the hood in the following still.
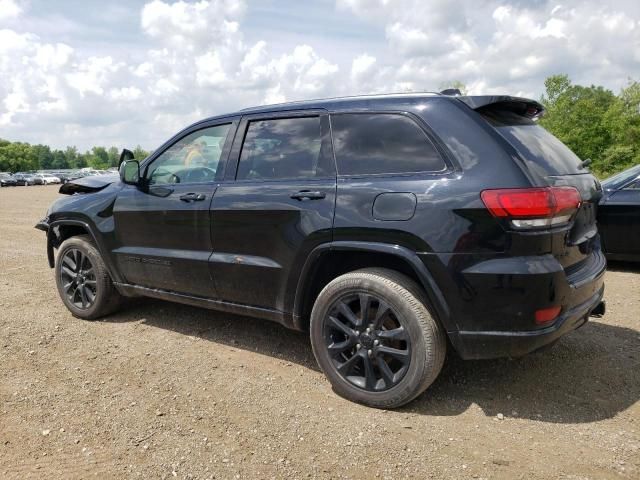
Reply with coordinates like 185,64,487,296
59,174,119,195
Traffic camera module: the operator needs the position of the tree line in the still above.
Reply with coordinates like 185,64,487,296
0,142,150,173
539,75,640,178
1,74,639,177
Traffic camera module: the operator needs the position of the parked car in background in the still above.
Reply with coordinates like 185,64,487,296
13,174,36,186
54,173,73,184
37,92,606,408
40,173,61,184
598,164,640,262
31,174,46,185
0,173,17,187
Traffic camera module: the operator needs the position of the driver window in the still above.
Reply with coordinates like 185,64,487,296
146,124,231,185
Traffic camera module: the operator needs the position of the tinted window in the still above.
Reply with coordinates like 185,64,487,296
480,109,585,176
147,124,231,185
237,117,324,180
330,113,445,176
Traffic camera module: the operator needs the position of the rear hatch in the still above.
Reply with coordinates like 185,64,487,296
465,96,603,275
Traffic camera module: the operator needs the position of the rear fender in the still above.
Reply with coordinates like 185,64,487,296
293,241,453,332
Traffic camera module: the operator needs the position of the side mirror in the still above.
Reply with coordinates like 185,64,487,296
120,160,140,185
118,148,135,168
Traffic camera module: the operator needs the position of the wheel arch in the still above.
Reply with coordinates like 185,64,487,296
292,241,452,332
47,219,121,283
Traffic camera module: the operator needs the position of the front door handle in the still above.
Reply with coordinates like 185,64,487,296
180,192,206,202
290,190,326,201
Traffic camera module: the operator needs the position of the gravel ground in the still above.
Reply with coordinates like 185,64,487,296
1,185,639,479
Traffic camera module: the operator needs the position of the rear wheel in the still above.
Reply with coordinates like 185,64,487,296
55,235,123,319
310,268,446,408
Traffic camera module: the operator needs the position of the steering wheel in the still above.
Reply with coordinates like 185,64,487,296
150,167,180,184
179,167,216,183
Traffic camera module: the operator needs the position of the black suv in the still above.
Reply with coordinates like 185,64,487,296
37,93,606,408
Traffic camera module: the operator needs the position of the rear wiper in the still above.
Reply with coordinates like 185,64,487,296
580,158,592,169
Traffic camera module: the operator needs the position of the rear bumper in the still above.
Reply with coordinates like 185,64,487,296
450,287,605,359
419,248,607,360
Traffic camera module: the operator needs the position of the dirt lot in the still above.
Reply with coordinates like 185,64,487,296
0,185,639,479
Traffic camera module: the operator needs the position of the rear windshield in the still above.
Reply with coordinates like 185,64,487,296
480,108,586,176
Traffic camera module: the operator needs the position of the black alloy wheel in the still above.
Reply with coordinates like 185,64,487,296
59,248,98,310
324,293,411,391
310,268,446,408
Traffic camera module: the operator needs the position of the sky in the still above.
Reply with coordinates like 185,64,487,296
0,0,639,151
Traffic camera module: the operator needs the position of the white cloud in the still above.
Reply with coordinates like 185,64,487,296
338,0,640,97
0,0,638,150
0,0,21,21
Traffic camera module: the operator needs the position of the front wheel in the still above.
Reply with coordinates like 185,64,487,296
55,235,123,319
310,268,446,409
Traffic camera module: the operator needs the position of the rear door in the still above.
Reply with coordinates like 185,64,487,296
477,103,603,270
210,110,336,312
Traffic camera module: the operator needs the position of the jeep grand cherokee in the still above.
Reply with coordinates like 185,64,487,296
37,92,606,408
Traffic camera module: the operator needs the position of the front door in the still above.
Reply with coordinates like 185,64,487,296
112,121,236,297
210,111,336,312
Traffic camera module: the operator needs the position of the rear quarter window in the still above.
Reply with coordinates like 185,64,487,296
330,113,446,176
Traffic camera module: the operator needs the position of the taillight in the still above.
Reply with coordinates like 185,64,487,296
481,187,581,229
535,306,562,325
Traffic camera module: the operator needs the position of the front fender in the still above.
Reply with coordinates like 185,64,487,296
43,218,122,283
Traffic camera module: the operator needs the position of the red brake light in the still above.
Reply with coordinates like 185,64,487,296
535,306,562,325
551,187,582,215
481,187,581,228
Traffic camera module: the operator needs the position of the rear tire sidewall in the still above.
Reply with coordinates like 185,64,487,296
55,236,118,320
310,269,444,408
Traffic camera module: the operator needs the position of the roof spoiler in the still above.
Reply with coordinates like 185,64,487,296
454,95,545,119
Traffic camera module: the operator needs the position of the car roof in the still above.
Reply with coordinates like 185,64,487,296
237,92,442,114
189,93,446,126
188,92,542,128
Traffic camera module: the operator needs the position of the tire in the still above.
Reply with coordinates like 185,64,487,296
310,268,446,409
55,235,123,320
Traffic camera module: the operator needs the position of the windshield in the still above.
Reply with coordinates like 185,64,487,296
601,164,640,189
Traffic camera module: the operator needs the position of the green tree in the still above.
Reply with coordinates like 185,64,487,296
107,146,120,167
0,142,38,172
33,144,53,169
540,74,617,174
64,146,79,169
87,146,110,169
51,150,67,169
133,145,150,161
540,74,640,177
604,80,640,148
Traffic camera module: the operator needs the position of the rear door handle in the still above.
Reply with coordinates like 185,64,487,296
180,192,206,202
290,190,326,201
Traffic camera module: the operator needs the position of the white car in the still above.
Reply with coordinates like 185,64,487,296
40,174,61,184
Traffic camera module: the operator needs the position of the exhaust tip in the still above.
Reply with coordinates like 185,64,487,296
590,301,606,318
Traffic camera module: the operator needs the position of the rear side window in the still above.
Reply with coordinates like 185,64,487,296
330,113,446,176
237,116,325,180
480,108,586,176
